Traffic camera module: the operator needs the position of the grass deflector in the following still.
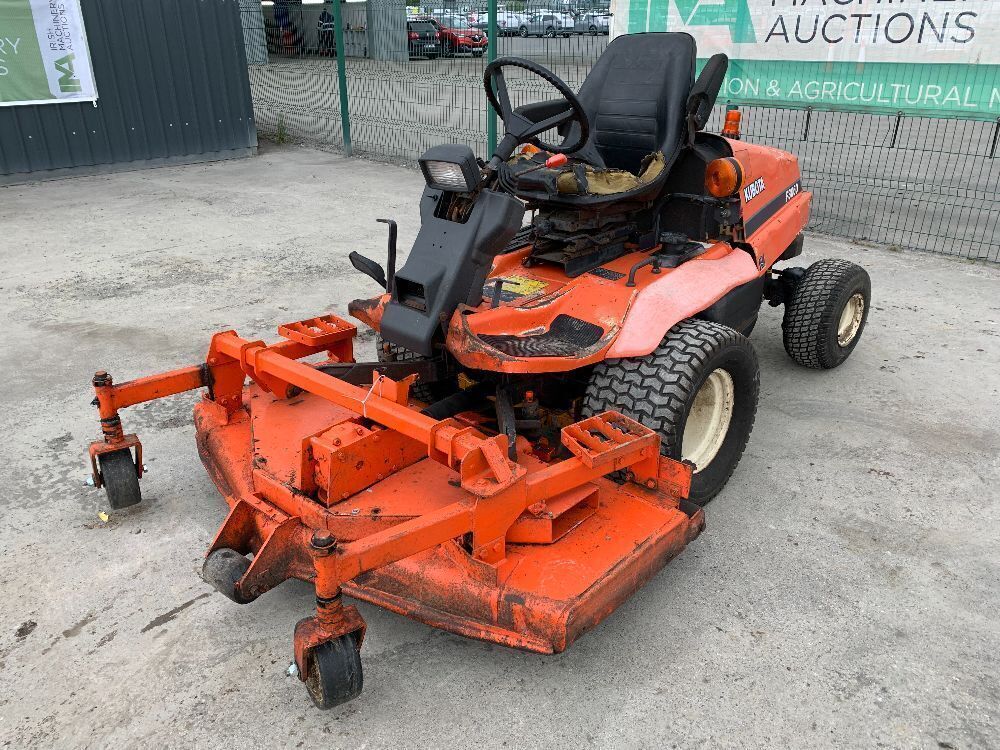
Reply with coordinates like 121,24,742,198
87,33,870,708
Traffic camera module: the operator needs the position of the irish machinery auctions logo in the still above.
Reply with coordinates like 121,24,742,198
0,0,95,105
617,0,999,119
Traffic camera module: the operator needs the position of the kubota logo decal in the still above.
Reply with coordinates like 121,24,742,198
743,177,766,202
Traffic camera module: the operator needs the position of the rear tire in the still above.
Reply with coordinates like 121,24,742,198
519,26,528,37
98,449,141,510
782,259,871,369
582,319,759,505
375,336,455,403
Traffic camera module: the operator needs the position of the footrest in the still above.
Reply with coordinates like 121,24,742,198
278,315,357,348
561,411,658,469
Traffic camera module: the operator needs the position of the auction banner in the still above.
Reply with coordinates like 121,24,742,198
613,0,999,120
0,0,97,106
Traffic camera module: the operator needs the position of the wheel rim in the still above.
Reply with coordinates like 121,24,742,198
682,368,735,473
837,292,865,347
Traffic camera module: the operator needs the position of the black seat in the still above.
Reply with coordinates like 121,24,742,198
503,32,727,207
569,31,696,173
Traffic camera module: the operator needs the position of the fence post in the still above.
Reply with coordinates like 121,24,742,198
486,0,498,157
332,0,352,157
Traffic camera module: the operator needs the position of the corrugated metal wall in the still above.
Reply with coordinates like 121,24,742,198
0,0,257,184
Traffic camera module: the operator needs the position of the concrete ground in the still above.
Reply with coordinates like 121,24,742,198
0,144,998,749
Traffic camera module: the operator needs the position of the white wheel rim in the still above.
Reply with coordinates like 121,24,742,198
837,293,865,347
682,368,735,474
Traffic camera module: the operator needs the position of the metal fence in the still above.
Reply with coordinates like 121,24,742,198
241,1,999,261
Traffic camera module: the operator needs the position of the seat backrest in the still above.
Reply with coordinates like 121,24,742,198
570,33,697,174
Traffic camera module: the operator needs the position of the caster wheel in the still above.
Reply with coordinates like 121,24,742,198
98,449,141,509
305,633,363,709
202,548,251,602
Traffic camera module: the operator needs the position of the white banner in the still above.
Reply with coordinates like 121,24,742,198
0,0,97,106
613,0,1000,118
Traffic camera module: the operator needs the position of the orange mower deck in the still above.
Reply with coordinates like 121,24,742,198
197,384,703,653
88,315,703,699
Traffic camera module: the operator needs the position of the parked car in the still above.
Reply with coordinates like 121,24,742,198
574,12,610,34
472,10,528,36
407,19,441,59
518,12,571,37
431,15,488,56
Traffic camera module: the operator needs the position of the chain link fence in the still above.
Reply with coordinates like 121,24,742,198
241,1,999,261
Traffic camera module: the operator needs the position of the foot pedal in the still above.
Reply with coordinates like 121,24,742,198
279,315,356,348
561,411,658,469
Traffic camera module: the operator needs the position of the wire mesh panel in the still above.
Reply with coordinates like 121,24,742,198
239,2,998,260
732,107,1000,261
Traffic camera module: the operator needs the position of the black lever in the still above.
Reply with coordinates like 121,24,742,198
377,218,398,294
349,251,387,290
625,255,663,288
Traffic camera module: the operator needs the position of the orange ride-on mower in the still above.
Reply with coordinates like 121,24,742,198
86,33,871,708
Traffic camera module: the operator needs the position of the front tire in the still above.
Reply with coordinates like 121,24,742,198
582,319,760,505
519,25,528,37
782,259,871,369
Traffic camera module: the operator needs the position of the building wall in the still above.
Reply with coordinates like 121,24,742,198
0,0,257,184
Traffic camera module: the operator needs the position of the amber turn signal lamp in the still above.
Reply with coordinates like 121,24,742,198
722,108,742,139
705,157,744,198
544,153,569,169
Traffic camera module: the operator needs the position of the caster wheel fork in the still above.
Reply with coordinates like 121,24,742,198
294,594,367,709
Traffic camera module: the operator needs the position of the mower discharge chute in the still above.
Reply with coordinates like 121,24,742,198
87,33,870,709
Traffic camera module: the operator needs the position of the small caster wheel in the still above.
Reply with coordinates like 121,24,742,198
202,548,251,602
97,449,141,510
305,633,363,709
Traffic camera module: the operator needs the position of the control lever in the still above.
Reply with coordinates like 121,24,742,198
377,218,398,293
349,251,387,290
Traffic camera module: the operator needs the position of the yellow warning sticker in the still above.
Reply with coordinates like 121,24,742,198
499,275,547,296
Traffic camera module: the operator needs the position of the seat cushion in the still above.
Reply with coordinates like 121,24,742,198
570,32,697,174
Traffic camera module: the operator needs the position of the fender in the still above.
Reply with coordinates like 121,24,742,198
608,188,812,359
607,247,760,358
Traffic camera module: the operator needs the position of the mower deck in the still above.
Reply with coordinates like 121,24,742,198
195,385,703,653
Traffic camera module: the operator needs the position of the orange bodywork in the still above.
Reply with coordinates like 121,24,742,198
88,314,703,682
356,139,811,372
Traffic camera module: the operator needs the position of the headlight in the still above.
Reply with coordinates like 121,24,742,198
424,161,468,190
419,144,480,192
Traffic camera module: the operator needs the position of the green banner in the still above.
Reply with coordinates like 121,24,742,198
614,0,999,120
0,0,97,105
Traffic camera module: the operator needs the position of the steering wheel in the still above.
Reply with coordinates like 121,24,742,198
483,57,590,160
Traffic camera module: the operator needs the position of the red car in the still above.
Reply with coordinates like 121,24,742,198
431,15,487,56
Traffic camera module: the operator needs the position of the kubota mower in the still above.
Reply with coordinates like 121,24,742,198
87,33,871,708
